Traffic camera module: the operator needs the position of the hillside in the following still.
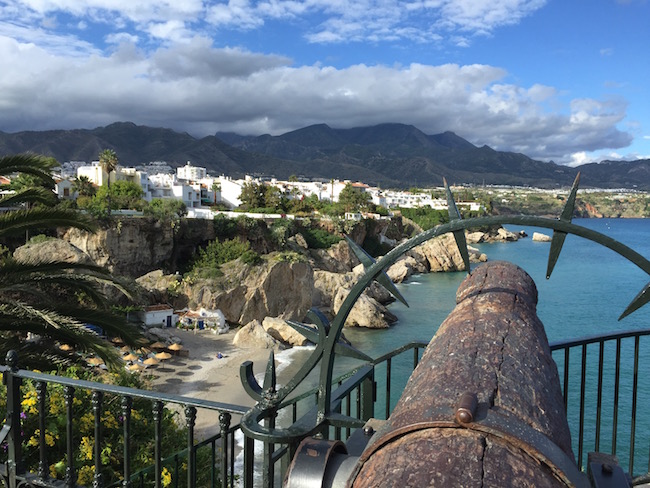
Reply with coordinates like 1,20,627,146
2,122,649,189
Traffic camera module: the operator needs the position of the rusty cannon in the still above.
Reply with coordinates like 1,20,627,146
286,261,630,487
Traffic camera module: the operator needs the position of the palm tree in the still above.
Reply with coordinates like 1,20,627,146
72,175,96,197
0,153,140,370
99,149,118,187
99,149,118,216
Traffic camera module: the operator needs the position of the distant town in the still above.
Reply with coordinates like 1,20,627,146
54,159,484,219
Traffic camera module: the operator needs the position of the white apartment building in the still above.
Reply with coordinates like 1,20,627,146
177,162,207,181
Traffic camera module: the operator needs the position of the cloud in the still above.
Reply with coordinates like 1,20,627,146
2,0,548,47
0,37,631,164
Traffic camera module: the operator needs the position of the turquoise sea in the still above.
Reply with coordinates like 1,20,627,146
345,218,650,351
338,218,650,474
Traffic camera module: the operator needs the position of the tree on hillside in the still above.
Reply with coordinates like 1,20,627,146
99,149,118,216
0,154,140,370
338,183,372,213
79,180,145,218
99,149,118,186
239,181,265,209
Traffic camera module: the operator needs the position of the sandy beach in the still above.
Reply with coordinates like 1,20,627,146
146,328,273,438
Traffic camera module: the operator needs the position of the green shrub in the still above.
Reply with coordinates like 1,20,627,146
240,249,262,265
274,251,307,263
27,234,53,244
301,227,341,249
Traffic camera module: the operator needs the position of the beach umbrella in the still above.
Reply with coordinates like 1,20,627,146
168,343,183,351
150,341,166,349
155,351,172,361
136,347,151,355
111,337,124,345
129,363,144,372
59,344,73,351
120,345,131,353
123,353,138,361
143,357,159,366
87,357,104,366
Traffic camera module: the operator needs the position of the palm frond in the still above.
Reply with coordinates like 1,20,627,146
0,207,96,237
0,153,55,184
0,187,57,208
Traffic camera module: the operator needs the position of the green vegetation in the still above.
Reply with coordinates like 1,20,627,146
398,206,449,231
0,154,141,370
143,198,187,220
0,367,212,487
189,238,261,279
77,180,145,218
237,181,384,217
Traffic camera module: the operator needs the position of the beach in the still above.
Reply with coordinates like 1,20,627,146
146,328,273,438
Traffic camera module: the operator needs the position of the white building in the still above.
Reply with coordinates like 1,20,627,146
177,162,207,181
136,304,178,328
54,178,75,199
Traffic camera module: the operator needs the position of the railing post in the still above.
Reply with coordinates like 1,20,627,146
360,371,375,423
92,390,104,488
185,406,196,488
36,381,48,481
219,412,231,488
122,396,133,488
152,401,163,488
63,385,76,487
4,351,24,488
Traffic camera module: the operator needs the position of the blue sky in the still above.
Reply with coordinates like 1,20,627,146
0,0,648,166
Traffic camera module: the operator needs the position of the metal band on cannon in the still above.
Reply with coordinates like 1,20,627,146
346,261,588,487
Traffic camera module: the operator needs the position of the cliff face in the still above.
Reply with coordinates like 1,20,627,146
63,218,216,278
54,217,498,330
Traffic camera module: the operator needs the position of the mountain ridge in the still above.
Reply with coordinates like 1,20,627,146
1,121,649,189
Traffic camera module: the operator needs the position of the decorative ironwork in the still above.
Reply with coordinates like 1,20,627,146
240,173,650,446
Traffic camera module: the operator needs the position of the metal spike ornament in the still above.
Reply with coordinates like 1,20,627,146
546,173,580,279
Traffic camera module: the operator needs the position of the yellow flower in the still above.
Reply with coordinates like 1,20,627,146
27,432,39,447
79,413,95,433
21,392,38,414
77,465,95,486
79,436,94,461
161,467,172,488
45,432,57,447
102,412,118,430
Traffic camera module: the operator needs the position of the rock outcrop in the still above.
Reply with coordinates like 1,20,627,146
262,317,310,346
64,218,176,277
14,238,93,265
313,268,397,328
532,232,552,242
309,239,360,273
465,227,521,244
332,288,398,328
188,257,314,326
386,234,487,284
233,320,284,350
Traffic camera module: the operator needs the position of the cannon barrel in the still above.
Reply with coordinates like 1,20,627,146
349,261,582,487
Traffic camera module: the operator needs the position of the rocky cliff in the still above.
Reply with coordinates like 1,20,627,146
31,216,526,349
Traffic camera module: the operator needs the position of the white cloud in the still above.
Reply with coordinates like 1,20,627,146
0,38,631,164
2,0,548,47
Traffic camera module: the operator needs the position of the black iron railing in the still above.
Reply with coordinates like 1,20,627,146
551,327,650,483
2,331,650,487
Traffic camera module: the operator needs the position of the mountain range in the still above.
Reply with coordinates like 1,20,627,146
1,121,649,190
